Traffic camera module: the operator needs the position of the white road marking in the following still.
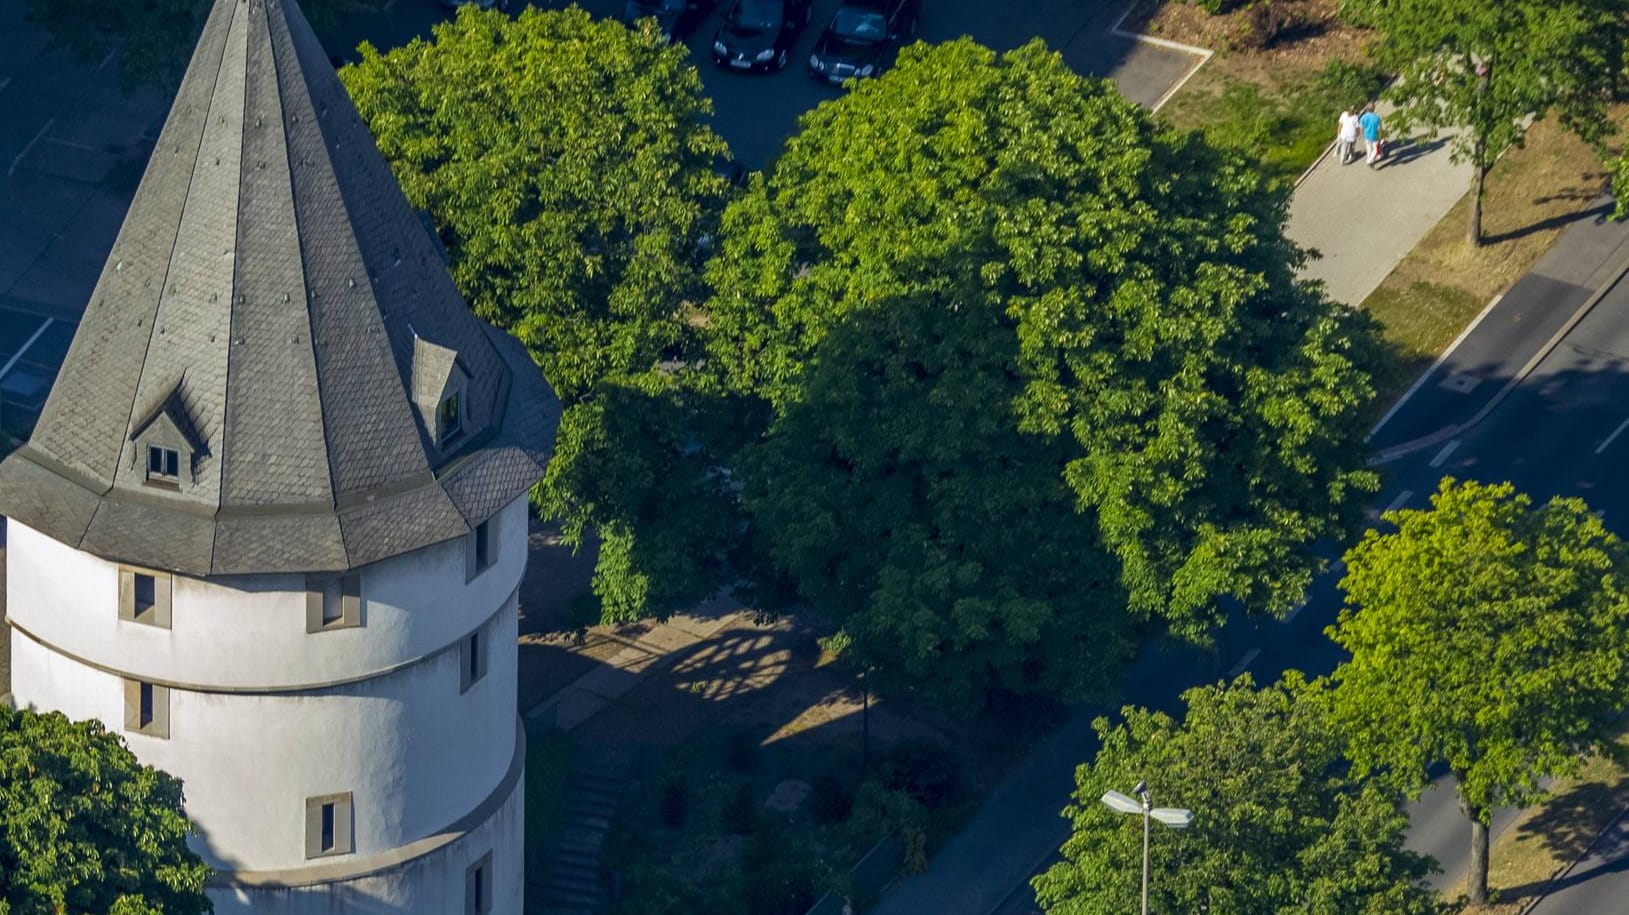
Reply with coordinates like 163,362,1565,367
9,117,55,176
1596,417,1629,455
1384,490,1414,514
0,77,12,94
1369,291,1506,440
1226,648,1261,678
0,318,52,381
1429,439,1460,468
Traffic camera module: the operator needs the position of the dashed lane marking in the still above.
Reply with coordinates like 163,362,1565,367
1429,440,1460,468
1226,648,1261,678
1384,490,1414,514
1596,417,1629,455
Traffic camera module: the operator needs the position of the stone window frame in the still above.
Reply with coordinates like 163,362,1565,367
305,572,363,633
145,444,181,484
304,792,354,859
465,850,494,915
464,517,497,582
123,679,170,738
118,566,173,629
460,623,488,694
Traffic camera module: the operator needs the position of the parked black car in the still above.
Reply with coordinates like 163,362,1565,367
621,0,720,41
711,0,814,73
808,0,920,85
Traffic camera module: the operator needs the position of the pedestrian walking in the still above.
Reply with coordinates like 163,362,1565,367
1359,103,1383,168
1336,105,1359,165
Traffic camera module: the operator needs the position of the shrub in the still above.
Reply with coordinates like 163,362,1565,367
659,772,689,828
743,823,820,915
1314,58,1388,109
724,779,759,835
1237,0,1303,50
875,740,964,810
809,774,854,824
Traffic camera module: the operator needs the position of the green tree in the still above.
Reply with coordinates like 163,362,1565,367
709,39,1380,679
1033,675,1437,915
343,7,740,620
23,0,366,90
741,287,1133,703
1327,478,1629,906
1614,148,1629,220
0,706,212,915
1357,0,1628,245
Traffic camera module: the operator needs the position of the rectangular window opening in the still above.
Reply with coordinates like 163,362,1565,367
306,573,362,632
320,802,335,853
146,445,180,482
474,520,491,570
133,573,156,616
467,852,493,915
138,682,154,729
438,393,462,443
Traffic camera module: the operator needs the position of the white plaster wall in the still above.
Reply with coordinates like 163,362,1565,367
8,598,518,871
208,764,524,915
4,497,527,689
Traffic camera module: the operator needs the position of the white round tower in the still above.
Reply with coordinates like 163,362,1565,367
0,0,560,910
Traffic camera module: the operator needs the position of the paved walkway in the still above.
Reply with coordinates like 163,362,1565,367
522,609,746,731
1286,105,1472,307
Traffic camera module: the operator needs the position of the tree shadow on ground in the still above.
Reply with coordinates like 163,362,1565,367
1483,201,1616,246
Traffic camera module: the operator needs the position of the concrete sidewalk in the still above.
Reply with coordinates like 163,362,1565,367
1287,106,1471,307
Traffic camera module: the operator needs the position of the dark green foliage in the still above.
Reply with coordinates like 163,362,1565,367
741,823,820,915
24,0,363,90
342,7,743,622
710,38,1380,700
659,772,689,828
809,774,854,825
1033,676,1437,915
723,779,759,836
0,706,213,915
874,741,964,811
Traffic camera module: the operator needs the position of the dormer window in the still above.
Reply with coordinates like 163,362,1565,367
437,392,462,444
147,445,180,483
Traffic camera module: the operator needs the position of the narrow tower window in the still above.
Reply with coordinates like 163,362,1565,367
304,572,362,632
466,852,493,914
304,793,353,858
461,627,488,693
119,567,172,629
123,679,169,738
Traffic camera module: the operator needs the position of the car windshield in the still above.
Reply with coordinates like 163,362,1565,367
832,8,887,39
730,0,781,30
632,0,685,11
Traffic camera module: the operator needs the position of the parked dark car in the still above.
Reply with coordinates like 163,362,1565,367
711,0,814,73
808,0,920,85
621,0,720,41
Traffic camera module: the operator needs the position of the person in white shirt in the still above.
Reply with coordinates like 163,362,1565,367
1336,106,1360,165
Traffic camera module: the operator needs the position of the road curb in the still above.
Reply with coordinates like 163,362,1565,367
1516,805,1629,915
1107,1,1214,113
1371,245,1629,465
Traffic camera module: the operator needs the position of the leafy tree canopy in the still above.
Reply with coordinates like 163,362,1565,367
1033,675,1437,915
709,38,1381,650
741,286,1133,703
343,7,739,620
1327,477,1629,903
342,5,729,402
1355,0,1629,243
0,706,212,915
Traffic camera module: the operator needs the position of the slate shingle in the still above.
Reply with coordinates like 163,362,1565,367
0,0,560,577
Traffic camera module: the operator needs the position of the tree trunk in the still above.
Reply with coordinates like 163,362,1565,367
1467,159,1486,248
1466,802,1490,905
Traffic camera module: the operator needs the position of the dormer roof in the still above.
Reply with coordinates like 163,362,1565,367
0,0,560,576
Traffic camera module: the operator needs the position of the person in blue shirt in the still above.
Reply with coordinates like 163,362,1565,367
1359,103,1383,168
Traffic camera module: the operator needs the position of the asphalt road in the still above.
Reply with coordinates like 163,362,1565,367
1527,811,1629,915
882,211,1629,913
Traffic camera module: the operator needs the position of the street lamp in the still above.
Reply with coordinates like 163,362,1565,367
1101,780,1193,915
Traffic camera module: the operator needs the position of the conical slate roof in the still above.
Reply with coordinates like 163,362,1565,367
0,0,559,576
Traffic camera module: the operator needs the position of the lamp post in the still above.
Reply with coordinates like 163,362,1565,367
1101,780,1193,915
